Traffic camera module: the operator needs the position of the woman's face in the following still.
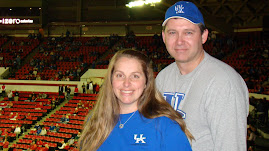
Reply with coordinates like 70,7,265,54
112,57,146,113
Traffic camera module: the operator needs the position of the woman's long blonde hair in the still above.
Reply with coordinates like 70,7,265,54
78,49,193,151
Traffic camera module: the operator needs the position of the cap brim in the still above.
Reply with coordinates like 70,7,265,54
162,16,198,26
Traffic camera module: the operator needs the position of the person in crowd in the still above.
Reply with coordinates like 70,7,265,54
36,127,42,135
263,97,269,126
83,101,90,109
59,115,66,123
89,81,93,94
1,129,8,137
1,84,6,97
59,84,64,96
56,96,62,105
25,113,32,120
74,86,79,96
35,102,43,110
0,108,4,115
86,82,90,94
79,49,192,151
14,125,21,138
30,141,38,151
27,94,33,101
51,96,56,104
93,83,97,94
34,123,41,130
67,137,75,146
55,124,60,132
41,93,47,99
72,107,79,115
75,132,81,141
13,90,19,101
38,93,42,99
66,85,71,100
21,125,26,134
8,112,15,119
58,141,67,150
36,75,42,80
30,94,37,102
6,101,13,108
39,123,44,129
39,127,47,135
247,128,256,150
156,1,249,151
41,144,49,151
82,83,86,94
2,139,9,151
36,138,43,147
95,83,100,94
256,99,265,124
64,115,70,124
10,112,19,120
10,125,15,133
49,123,56,132
7,90,13,101
77,100,83,108
65,76,70,81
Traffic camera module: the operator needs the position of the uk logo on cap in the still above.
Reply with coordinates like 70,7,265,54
162,1,205,26
175,5,184,14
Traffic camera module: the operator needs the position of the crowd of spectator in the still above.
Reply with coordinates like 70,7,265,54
247,96,269,150
0,89,69,150
2,31,268,95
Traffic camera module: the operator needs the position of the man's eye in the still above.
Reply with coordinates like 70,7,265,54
169,31,176,35
186,32,193,35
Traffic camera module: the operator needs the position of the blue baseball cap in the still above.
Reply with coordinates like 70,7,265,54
162,1,204,26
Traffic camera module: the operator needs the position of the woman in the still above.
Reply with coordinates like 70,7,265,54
79,50,193,151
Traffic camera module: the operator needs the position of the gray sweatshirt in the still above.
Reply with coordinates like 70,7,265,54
156,52,249,151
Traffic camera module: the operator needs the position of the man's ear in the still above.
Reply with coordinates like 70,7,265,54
162,30,166,44
202,29,208,44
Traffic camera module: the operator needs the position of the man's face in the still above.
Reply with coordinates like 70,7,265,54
162,18,208,65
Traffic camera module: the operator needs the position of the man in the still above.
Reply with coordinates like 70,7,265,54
59,84,64,96
89,81,93,94
156,1,249,150
66,85,71,100
82,83,86,93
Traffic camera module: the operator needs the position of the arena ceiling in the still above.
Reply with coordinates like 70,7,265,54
46,0,269,33
1,0,269,33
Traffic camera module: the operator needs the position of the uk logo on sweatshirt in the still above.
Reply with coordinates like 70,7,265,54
163,92,186,119
134,134,146,144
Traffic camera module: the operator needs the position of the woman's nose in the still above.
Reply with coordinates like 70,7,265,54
123,78,130,87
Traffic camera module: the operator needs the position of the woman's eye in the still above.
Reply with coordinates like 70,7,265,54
115,74,124,78
132,74,140,79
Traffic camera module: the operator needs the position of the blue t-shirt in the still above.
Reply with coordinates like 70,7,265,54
98,111,192,151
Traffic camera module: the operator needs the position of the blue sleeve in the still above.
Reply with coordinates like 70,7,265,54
161,117,192,151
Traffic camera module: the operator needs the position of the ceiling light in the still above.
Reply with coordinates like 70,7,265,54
126,0,161,8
